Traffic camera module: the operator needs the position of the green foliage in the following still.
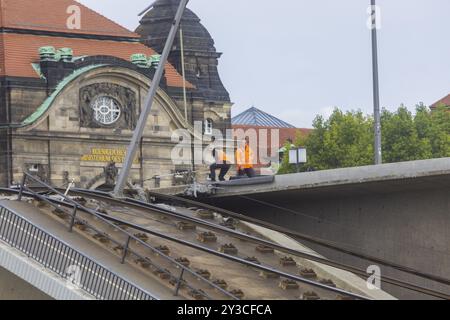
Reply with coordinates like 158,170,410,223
278,105,450,174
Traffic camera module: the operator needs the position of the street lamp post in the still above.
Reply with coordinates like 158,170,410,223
371,0,382,165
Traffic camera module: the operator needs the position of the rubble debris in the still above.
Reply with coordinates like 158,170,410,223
212,279,228,290
154,269,171,280
169,278,187,289
93,233,110,244
220,217,236,230
72,197,87,205
189,289,207,300
52,208,68,218
176,221,196,231
319,279,336,288
337,295,356,300
134,233,149,242
74,220,88,231
197,232,217,243
302,291,320,300
155,245,170,256
279,279,299,290
113,245,128,256
229,289,245,299
113,222,128,231
175,257,191,267
279,256,297,267
245,256,261,265
219,243,238,255
87,199,100,206
196,269,212,280
35,200,46,208
135,258,151,269
195,209,214,219
96,207,109,215
256,245,274,254
299,268,317,279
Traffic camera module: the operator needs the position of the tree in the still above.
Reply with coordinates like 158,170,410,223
278,105,449,174
279,109,373,172
415,105,450,158
381,105,431,163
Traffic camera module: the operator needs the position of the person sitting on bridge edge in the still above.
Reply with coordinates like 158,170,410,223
209,138,231,182
236,137,256,178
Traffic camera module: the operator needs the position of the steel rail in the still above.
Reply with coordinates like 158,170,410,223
12,175,239,300
3,187,450,299
144,190,450,287
1,187,369,300
24,187,450,299
60,189,450,299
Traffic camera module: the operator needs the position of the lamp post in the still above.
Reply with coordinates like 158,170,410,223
371,0,382,165
113,0,190,197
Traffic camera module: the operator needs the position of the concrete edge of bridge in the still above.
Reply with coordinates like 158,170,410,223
0,238,95,300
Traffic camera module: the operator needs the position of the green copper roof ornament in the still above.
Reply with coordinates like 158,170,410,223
57,48,74,62
130,53,148,68
38,46,57,61
149,54,161,69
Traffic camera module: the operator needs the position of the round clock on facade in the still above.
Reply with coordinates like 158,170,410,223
91,96,121,125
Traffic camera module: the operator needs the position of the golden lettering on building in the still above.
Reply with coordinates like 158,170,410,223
81,148,139,164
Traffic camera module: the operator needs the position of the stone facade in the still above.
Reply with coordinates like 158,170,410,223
7,65,213,189
0,3,232,189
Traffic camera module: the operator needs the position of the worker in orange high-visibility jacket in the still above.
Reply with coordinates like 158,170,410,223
235,137,256,178
210,145,231,182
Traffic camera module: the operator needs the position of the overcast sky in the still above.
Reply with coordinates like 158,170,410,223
78,0,450,128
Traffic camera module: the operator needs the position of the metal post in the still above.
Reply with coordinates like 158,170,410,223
18,174,26,201
69,205,77,232
371,0,382,164
180,28,189,123
121,236,131,264
113,0,190,198
174,268,185,296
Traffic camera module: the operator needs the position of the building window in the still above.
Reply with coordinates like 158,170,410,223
91,96,121,125
204,118,213,135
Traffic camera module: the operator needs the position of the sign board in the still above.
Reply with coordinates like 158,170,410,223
81,148,139,164
289,148,307,164
298,148,307,163
289,150,298,164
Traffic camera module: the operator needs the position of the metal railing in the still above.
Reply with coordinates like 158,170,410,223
0,206,156,300
18,172,238,300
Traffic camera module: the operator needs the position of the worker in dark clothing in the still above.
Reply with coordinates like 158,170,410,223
209,142,231,182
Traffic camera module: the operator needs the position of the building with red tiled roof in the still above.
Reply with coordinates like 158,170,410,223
0,0,232,189
232,107,312,171
431,94,450,109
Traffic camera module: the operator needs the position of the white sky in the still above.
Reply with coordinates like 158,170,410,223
78,0,450,128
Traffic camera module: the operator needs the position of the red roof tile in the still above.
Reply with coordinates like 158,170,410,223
431,94,450,108
0,33,193,88
0,0,139,38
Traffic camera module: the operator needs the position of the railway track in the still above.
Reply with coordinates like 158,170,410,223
1,179,450,300
1,185,369,300
68,188,450,299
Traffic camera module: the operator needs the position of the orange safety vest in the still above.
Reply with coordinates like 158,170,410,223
216,150,228,163
236,145,253,169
